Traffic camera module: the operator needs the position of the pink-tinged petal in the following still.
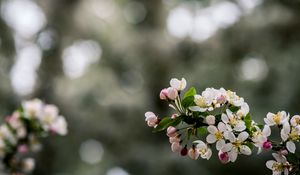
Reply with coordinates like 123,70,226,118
207,125,218,134
264,118,274,126
216,139,225,150
188,148,199,160
159,88,168,100
286,141,296,153
170,78,180,90
206,134,217,144
272,153,286,163
238,132,249,142
240,145,251,155
229,150,238,162
167,126,177,137
145,112,155,120
266,160,276,170
169,136,180,143
171,142,182,152
167,87,178,100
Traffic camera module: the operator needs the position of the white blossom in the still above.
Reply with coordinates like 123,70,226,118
194,140,212,160
266,153,290,175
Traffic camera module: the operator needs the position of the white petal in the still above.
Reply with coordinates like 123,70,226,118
170,78,180,90
263,125,271,137
216,140,225,150
221,113,229,123
206,134,217,144
222,143,233,152
218,122,227,132
266,160,276,170
286,141,296,153
284,168,289,175
240,145,252,155
234,121,246,132
229,150,238,162
280,129,289,142
272,153,285,163
225,131,236,142
238,132,249,142
207,125,218,134
205,149,212,160
283,122,291,134
189,106,206,112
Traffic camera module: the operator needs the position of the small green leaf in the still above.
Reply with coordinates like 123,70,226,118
187,128,193,140
181,96,195,108
197,126,208,136
244,113,252,130
229,106,239,113
184,87,197,99
287,153,299,165
153,117,182,133
246,142,254,150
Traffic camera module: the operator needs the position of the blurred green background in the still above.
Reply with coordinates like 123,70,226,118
0,0,300,174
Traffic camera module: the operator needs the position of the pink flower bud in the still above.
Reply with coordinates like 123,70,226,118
263,141,272,150
205,115,215,125
167,126,177,137
159,88,169,100
180,146,188,156
218,150,230,164
167,87,178,100
18,144,29,154
169,136,180,143
188,148,199,160
145,112,158,128
171,114,178,119
171,142,182,152
216,95,227,104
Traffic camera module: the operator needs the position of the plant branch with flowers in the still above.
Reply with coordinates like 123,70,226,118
145,78,300,175
0,99,68,175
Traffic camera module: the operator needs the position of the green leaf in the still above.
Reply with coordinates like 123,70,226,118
184,87,196,99
246,142,254,150
153,117,182,133
197,126,208,136
244,113,252,130
287,153,299,165
229,106,239,113
187,128,193,140
181,96,195,108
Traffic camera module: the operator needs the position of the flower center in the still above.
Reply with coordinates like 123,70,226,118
215,131,223,140
195,97,207,108
289,129,299,141
273,114,282,125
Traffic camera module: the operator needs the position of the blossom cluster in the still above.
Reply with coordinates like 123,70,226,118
0,99,67,174
145,78,300,175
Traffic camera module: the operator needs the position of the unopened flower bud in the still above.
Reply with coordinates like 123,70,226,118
22,158,35,172
145,112,158,128
188,147,199,160
171,114,178,119
160,88,169,100
205,115,215,125
181,146,188,156
169,136,180,143
171,142,182,152
18,144,29,154
263,141,272,150
167,87,178,100
218,150,230,164
167,126,177,137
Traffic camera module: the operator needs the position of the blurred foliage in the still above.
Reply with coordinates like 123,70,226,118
0,0,300,175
